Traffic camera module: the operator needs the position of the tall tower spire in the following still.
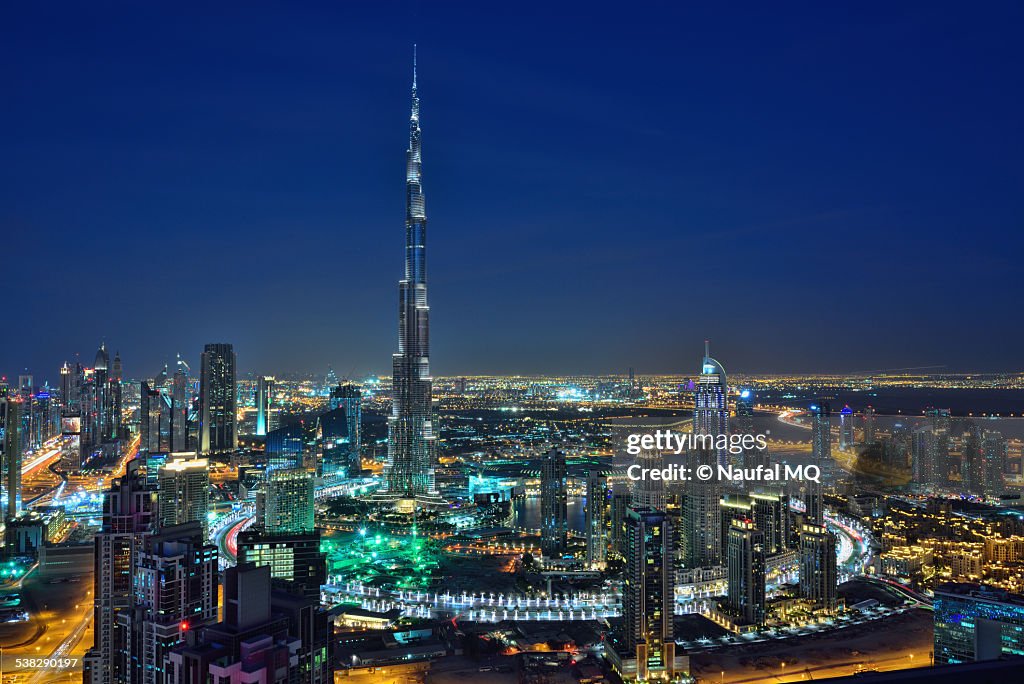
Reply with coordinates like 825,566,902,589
386,47,439,503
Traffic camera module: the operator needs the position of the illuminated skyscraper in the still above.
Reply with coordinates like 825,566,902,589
839,405,854,449
585,471,608,568
810,402,831,463
799,522,837,612
325,383,361,476
84,459,157,684
157,457,210,537
540,448,568,559
0,384,23,520
683,446,722,568
934,582,1024,664
862,405,876,444
199,343,237,454
621,506,675,681
171,355,190,451
262,468,315,534
726,518,766,626
385,48,439,501
256,375,274,437
694,341,728,466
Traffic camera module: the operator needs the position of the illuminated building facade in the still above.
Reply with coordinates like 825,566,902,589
323,383,361,476
0,383,22,520
256,375,274,437
622,506,675,681
585,471,608,567
157,457,210,537
237,529,327,599
385,51,439,501
934,582,1024,664
694,341,728,466
262,468,315,534
199,343,237,455
540,448,568,558
799,522,838,612
726,518,766,626
810,402,831,464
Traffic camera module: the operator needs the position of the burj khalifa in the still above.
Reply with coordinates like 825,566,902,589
384,48,441,504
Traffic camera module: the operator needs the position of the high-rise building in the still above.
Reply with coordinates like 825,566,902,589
726,518,766,626
694,341,728,466
323,384,361,477
540,448,568,559
199,343,237,455
982,430,1007,497
839,405,854,450
810,402,831,464
913,410,950,488
863,406,876,444
157,457,210,537
799,522,837,612
585,471,608,568
84,459,158,684
622,507,675,681
165,563,330,684
802,476,824,526
384,52,439,502
140,381,170,457
631,448,666,510
933,582,1024,664
237,529,327,599
111,350,124,439
609,483,631,559
751,490,791,555
0,384,23,521
171,355,190,451
262,468,315,534
120,522,218,684
682,447,722,568
256,375,274,437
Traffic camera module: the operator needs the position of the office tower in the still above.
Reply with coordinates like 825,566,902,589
719,495,755,559
609,483,631,559
111,350,124,439
727,519,766,626
157,457,210,537
933,582,1024,664
265,424,305,470
802,476,823,526
325,383,361,476
735,388,765,469
913,412,950,488
751,490,790,555
256,375,274,437
863,406,876,444
121,522,218,684
60,361,74,411
962,425,984,496
165,563,330,684
694,341,729,466
385,53,439,501
631,448,666,510
140,381,170,457
199,343,237,454
810,402,831,464
799,522,837,612
682,448,722,568
171,355,190,451
982,430,1007,496
540,448,568,559
237,529,327,599
628,366,636,399
622,507,675,681
0,385,22,520
839,405,854,449
94,343,111,445
323,366,339,394
83,459,157,684
263,468,315,533
585,471,608,568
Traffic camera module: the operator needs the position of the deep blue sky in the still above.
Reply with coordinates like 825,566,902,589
3,2,1022,382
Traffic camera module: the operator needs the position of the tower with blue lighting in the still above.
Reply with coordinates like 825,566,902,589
384,47,440,503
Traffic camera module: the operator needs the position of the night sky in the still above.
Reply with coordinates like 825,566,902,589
3,2,1023,382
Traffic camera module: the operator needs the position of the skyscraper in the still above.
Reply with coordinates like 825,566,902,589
862,405,876,444
324,383,361,477
120,522,218,684
256,375,274,437
157,457,210,537
84,459,158,684
810,402,832,464
799,522,838,612
237,529,328,599
585,471,608,568
694,341,729,466
682,447,722,568
171,355,190,451
385,50,439,502
839,405,854,449
199,343,237,455
726,518,766,626
540,448,568,559
262,468,315,534
0,384,22,520
622,506,675,681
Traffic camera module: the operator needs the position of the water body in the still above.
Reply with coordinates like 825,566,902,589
761,387,1024,417
514,495,587,533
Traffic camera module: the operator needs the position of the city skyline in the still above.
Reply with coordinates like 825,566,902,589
4,3,1024,377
